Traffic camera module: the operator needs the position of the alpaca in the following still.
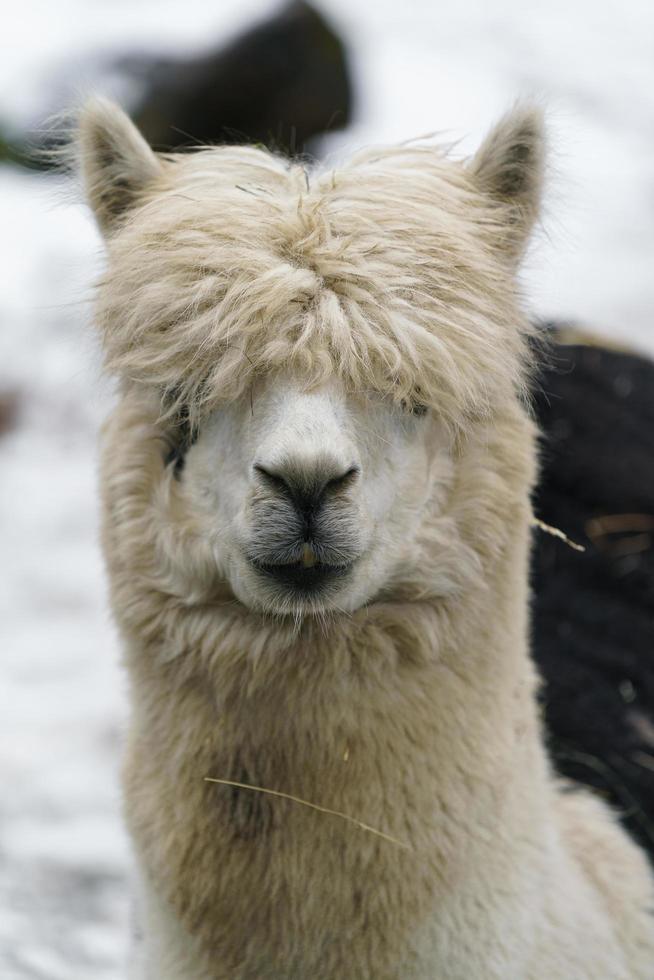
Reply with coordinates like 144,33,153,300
78,98,654,979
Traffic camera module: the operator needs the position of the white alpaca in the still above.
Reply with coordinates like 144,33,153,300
78,98,654,979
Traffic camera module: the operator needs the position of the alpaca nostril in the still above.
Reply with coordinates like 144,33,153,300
253,463,291,496
325,465,360,494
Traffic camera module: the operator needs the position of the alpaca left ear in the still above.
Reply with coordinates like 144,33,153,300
78,97,162,236
470,105,545,261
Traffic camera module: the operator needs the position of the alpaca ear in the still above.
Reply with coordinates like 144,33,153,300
470,105,545,260
78,98,161,235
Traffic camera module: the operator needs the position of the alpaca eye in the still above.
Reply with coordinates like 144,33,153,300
164,442,187,475
399,398,429,418
163,404,197,476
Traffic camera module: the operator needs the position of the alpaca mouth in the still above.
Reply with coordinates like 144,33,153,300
250,557,354,592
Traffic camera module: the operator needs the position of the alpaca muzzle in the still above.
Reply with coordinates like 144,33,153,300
245,459,363,595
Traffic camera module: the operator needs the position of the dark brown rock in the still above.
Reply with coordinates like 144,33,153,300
128,1,352,155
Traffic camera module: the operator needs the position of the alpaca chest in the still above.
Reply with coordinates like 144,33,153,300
124,731,450,977
123,692,552,980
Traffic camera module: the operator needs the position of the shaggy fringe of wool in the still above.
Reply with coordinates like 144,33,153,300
83,100,543,437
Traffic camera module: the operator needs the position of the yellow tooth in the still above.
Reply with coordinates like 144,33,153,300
302,544,317,568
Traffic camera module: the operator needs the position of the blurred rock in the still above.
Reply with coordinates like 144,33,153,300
532,329,654,861
128,1,352,154
12,1,353,170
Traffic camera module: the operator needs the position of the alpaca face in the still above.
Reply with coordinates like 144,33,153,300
178,374,445,614
80,99,545,618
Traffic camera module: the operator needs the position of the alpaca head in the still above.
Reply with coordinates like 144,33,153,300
80,99,543,617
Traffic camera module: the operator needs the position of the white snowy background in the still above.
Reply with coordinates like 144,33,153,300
1,1,653,976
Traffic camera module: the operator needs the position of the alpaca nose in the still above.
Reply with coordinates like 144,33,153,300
253,459,359,523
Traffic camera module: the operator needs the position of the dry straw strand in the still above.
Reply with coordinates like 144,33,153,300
532,517,585,552
204,776,412,850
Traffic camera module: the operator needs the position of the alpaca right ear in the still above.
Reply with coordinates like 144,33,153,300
470,105,545,261
78,98,161,235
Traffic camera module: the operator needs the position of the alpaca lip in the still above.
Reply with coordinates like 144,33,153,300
251,558,354,592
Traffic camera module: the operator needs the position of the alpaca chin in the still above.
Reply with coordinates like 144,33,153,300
228,549,373,618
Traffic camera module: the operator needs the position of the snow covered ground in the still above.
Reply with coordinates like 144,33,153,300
1,1,653,976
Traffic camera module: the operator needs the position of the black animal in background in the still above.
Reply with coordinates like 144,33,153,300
531,331,654,861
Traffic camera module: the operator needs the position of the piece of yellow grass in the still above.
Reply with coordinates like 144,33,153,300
532,518,585,552
204,776,411,850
